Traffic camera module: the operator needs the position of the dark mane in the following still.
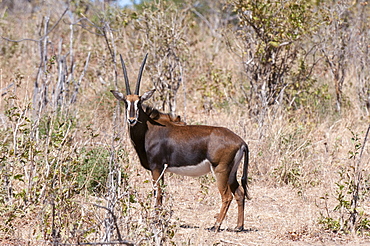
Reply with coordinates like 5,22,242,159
141,104,186,125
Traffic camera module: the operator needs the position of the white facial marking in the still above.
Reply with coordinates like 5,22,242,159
134,100,139,119
166,159,212,177
126,100,131,120
126,99,140,125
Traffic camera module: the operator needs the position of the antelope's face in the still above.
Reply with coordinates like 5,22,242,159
125,95,141,126
111,89,155,127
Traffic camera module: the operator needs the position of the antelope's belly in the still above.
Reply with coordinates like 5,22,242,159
166,159,212,177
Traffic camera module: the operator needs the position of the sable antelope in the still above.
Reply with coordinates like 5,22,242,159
111,54,250,232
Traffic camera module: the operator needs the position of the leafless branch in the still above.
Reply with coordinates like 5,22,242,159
1,7,69,43
93,203,123,242
56,241,135,246
220,238,249,246
67,17,104,37
357,124,370,164
70,52,91,103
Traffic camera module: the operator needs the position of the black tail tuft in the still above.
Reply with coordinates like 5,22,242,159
241,144,251,200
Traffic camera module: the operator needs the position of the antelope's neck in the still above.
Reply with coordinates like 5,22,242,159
129,112,150,170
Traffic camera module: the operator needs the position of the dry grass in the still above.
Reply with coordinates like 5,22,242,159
1,1,370,245
1,77,370,245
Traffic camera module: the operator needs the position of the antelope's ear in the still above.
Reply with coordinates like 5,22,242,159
141,89,156,102
110,90,126,101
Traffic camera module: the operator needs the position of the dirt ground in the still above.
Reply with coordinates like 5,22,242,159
157,175,370,246
2,149,370,246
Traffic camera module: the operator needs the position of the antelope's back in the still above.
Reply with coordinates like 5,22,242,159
145,123,245,168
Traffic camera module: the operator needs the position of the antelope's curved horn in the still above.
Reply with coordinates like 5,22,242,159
135,53,148,95
120,54,131,95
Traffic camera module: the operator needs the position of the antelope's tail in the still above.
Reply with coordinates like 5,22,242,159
241,144,251,200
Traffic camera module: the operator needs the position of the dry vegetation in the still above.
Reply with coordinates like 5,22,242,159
0,0,370,245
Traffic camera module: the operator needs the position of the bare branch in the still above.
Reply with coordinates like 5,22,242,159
357,123,370,163
57,241,135,246
70,52,91,103
2,7,69,43
67,17,104,37
93,203,124,242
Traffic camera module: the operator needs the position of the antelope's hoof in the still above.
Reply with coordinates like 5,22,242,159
209,225,221,232
234,226,244,232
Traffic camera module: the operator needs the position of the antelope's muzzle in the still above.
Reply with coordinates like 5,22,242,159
128,118,137,126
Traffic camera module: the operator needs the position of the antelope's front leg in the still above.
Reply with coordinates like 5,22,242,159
151,169,164,207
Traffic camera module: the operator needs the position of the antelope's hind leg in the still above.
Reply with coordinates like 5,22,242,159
229,147,246,232
212,169,234,232
230,178,245,232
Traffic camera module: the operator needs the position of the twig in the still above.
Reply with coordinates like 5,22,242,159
2,8,69,43
357,123,370,165
1,83,14,96
68,17,104,36
70,52,91,103
102,22,115,62
93,203,123,242
104,20,120,243
56,241,135,246
220,239,250,246
152,164,168,190
349,123,370,232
